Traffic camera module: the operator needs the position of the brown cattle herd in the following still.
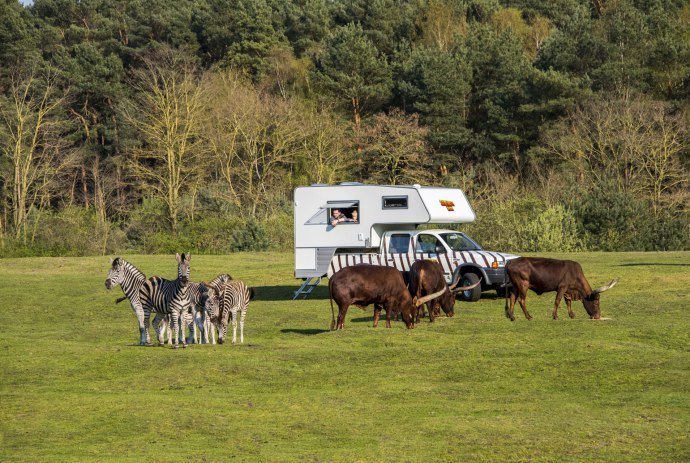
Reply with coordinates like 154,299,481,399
328,257,619,329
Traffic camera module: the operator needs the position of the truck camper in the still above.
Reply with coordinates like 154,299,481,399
293,183,518,299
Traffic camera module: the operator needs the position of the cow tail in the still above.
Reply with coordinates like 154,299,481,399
504,261,511,317
328,278,336,331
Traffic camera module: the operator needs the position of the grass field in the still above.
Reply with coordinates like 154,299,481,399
0,252,688,462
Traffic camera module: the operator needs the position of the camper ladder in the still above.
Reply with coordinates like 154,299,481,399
293,277,322,300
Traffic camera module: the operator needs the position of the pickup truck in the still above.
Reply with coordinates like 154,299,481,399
326,229,519,301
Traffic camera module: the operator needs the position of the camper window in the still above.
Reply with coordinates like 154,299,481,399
306,200,359,225
388,234,411,254
382,196,408,209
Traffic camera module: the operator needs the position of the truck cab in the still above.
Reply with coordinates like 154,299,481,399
378,229,517,301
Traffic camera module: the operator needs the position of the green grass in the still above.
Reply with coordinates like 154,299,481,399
0,252,688,462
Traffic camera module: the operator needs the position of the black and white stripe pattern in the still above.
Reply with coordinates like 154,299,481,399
209,280,253,345
160,273,233,345
105,257,148,345
326,250,509,278
140,253,192,348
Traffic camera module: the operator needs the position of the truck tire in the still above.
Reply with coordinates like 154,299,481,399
458,272,482,302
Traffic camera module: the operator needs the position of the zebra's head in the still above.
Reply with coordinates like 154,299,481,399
105,257,123,289
176,253,191,285
203,287,220,322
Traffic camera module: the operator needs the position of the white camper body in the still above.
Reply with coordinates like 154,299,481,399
293,183,475,279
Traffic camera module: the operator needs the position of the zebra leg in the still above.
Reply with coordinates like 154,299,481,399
152,313,165,346
131,301,147,346
171,312,180,349
231,310,238,345
143,308,153,347
208,317,216,345
199,312,208,344
239,307,246,344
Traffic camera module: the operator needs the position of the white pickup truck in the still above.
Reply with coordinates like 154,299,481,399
326,229,518,301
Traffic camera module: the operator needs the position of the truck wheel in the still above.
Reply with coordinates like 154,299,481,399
458,273,482,302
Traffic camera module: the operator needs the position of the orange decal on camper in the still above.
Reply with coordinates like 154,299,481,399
439,200,455,211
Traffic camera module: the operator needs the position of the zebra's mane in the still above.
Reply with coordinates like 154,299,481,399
118,258,146,281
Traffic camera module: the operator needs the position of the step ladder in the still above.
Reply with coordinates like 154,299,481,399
293,277,322,300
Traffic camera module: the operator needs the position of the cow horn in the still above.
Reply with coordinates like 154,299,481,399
591,278,619,296
448,272,462,290
415,287,448,307
450,277,482,294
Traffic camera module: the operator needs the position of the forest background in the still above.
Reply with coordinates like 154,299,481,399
0,0,688,257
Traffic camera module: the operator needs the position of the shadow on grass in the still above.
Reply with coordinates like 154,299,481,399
280,328,331,335
618,263,690,267
253,285,330,301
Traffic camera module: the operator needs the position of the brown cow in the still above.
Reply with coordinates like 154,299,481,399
409,260,482,322
505,257,618,320
328,265,445,330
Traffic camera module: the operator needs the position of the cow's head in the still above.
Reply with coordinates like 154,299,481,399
583,279,618,319
443,274,483,317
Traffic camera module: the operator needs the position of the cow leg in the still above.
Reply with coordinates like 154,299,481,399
505,290,517,321
373,304,382,328
337,304,348,330
565,295,575,319
385,307,392,328
553,290,565,320
517,286,532,320
427,302,435,323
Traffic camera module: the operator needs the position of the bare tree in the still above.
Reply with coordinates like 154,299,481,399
0,67,76,243
356,109,434,185
121,49,208,231
205,72,307,218
543,94,689,217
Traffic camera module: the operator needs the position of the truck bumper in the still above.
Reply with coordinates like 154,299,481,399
482,267,507,286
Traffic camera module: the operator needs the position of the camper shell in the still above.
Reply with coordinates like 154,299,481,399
293,183,518,299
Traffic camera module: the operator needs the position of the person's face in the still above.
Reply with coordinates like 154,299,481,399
352,211,358,220
332,209,342,218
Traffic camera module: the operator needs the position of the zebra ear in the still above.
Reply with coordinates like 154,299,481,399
109,257,114,265
187,253,191,261
176,253,181,263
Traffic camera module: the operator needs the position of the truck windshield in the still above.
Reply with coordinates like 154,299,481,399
440,233,482,251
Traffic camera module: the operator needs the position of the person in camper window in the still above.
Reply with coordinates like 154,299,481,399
350,209,358,223
330,209,346,226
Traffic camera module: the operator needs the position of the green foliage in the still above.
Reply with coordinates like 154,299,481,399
522,204,583,252
230,218,271,252
0,206,126,257
0,0,689,254
193,0,283,78
311,22,392,122
395,45,473,153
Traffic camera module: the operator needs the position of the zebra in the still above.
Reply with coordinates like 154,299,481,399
140,253,192,348
157,273,232,345
105,257,149,345
209,279,255,345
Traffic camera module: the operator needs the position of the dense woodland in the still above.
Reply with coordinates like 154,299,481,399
0,0,688,256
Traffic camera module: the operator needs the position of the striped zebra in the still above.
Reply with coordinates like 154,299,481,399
140,253,192,348
105,257,149,345
158,274,232,345
208,280,255,345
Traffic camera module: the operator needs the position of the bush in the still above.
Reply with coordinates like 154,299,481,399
522,204,584,252
0,207,127,257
